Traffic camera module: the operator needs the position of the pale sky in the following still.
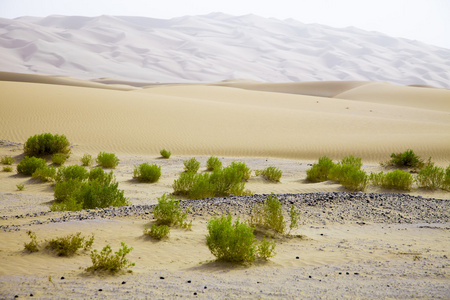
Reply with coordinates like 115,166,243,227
1,0,449,49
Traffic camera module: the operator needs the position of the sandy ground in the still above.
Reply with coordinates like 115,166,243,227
0,74,449,298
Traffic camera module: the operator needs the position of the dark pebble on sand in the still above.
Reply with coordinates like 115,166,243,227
309,276,312,278
122,281,126,284
194,292,197,295
60,276,64,280
187,280,191,283
30,294,33,297
160,276,165,280
296,256,299,259
346,272,349,275
98,289,102,292
204,286,207,289
354,272,359,275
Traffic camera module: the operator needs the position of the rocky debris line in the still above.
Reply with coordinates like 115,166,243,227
0,193,448,231
0,139,22,149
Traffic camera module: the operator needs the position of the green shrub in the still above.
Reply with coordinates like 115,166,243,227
152,194,191,228
188,173,215,199
46,232,94,256
381,169,413,191
288,204,301,234
173,172,196,196
209,165,246,197
442,166,450,191
255,166,282,182
306,156,335,182
16,184,25,191
133,163,161,183
257,236,277,260
96,152,119,168
50,196,83,211
17,156,47,176
56,165,89,182
206,156,222,171
1,155,14,165
229,162,252,181
370,171,384,186
144,224,170,240
386,149,424,169
3,166,13,172
86,242,135,274
81,154,93,166
24,133,70,157
416,163,445,190
183,158,200,173
24,230,39,252
160,149,171,159
32,166,57,182
53,179,83,203
51,153,67,166
327,155,367,191
250,194,285,234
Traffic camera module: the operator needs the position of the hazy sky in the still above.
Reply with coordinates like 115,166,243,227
1,0,449,49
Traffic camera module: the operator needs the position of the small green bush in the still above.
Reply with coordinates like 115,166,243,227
53,179,83,203
442,166,450,191
306,156,335,182
24,133,71,157
188,173,215,199
229,162,252,181
160,149,171,159
46,233,94,256
209,166,246,197
288,204,301,234
51,153,67,166
381,169,414,191
257,236,277,260
17,156,47,176
183,158,200,173
56,165,89,182
152,194,191,228
86,242,135,274
133,163,161,183
81,154,93,166
50,196,83,211
3,166,13,172
250,194,285,234
255,166,282,182
386,149,424,169
173,172,196,196
16,184,25,191
1,155,14,165
96,152,119,168
144,224,170,240
369,171,384,186
24,230,39,252
32,166,57,182
328,155,367,191
416,163,445,190
206,156,222,171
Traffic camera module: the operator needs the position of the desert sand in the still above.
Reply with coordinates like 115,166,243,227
0,73,449,299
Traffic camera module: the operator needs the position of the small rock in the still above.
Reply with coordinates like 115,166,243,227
160,276,165,280
98,289,102,292
296,256,299,259
194,292,197,295
187,280,191,283
122,281,126,284
60,276,65,280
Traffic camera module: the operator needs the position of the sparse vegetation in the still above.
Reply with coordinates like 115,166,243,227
384,149,424,170
257,236,277,260
17,156,47,176
32,166,57,182
1,155,14,165
443,166,450,191
229,162,252,181
144,224,170,240
306,156,335,182
46,232,94,256
379,169,414,191
51,153,67,166
416,163,445,190
24,230,39,252
24,133,71,157
80,154,93,166
206,156,222,171
152,194,191,228
16,184,25,191
255,166,282,182
328,155,368,191
56,165,89,182
250,194,285,234
160,149,171,159
86,242,135,274
2,166,13,172
183,158,200,173
133,163,161,183
96,152,119,168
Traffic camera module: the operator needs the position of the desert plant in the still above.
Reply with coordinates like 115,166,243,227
172,171,196,196
32,166,57,182
206,156,222,171
152,194,191,228
3,166,13,172
144,224,170,240
370,171,384,186
209,165,246,197
183,158,200,173
327,155,367,191
416,163,445,190
385,149,424,170
17,156,47,176
133,163,161,183
257,236,277,260
160,149,171,159
51,153,67,166
56,165,89,182
53,179,83,203
289,204,301,234
255,166,282,182
188,173,215,199
381,169,414,191
86,242,135,273
50,196,83,211
228,162,252,181
442,166,450,191
250,194,285,234
16,183,25,191
46,232,94,256
96,152,119,168
24,133,71,157
24,230,39,252
1,155,14,165
80,154,93,166
306,156,335,182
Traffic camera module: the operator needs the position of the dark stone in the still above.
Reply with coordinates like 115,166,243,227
30,294,33,297
308,276,312,278
296,256,299,259
346,272,349,275
98,289,102,292
60,276,64,280
187,280,191,283
122,281,126,284
160,277,165,280
204,286,207,289
194,292,197,295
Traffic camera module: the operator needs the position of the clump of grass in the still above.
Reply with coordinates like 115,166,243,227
24,230,39,252
306,156,335,182
206,156,222,171
80,154,93,166
250,194,285,234
183,158,200,173
1,155,14,165
257,236,277,260
255,166,282,182
144,224,170,240
86,242,135,274
376,169,414,191
228,162,252,181
46,233,94,256
96,152,119,168
17,156,47,176
24,133,71,157
152,194,191,228
416,162,445,190
172,172,196,196
2,166,13,172
443,166,450,191
369,171,384,186
288,204,301,234
328,155,368,191
16,184,25,191
32,166,57,182
133,163,161,183
160,149,171,159
56,165,89,183
384,149,424,170
51,153,67,166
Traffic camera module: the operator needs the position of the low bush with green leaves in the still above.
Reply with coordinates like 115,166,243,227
183,158,200,173
306,156,335,182
86,242,135,274
255,166,282,182
443,166,450,191
257,236,277,260
327,155,367,191
229,162,252,181
46,232,94,256
2,166,13,172
416,163,445,190
160,149,171,159
369,171,384,186
24,230,39,252
24,133,71,157
16,184,25,191
144,224,170,240
81,154,93,166
32,166,57,182
17,156,47,176
380,169,414,191
152,194,191,228
51,153,67,166
56,165,89,182
206,156,222,171
133,163,161,183
384,149,424,170
1,155,14,165
96,152,119,168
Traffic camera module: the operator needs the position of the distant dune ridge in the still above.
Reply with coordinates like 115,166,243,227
0,13,449,88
